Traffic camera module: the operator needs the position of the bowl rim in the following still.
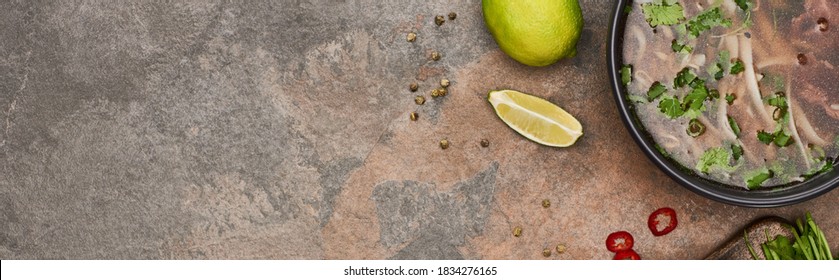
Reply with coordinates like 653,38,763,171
606,0,839,207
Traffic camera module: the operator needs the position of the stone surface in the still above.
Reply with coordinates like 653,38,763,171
0,0,837,260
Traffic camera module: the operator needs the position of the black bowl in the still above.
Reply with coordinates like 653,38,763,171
607,0,839,207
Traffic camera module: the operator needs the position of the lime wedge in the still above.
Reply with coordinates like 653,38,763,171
487,89,583,147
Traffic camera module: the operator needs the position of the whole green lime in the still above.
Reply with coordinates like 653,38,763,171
482,0,583,67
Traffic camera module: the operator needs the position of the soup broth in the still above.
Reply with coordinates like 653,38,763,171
622,0,839,189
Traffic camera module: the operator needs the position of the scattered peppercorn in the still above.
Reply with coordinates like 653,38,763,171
430,89,440,98
406,32,417,42
409,83,418,92
556,244,566,254
817,17,829,32
513,226,522,237
542,199,551,208
440,79,450,88
415,95,426,105
480,139,489,148
448,12,457,20
435,15,445,26
437,87,447,97
440,139,449,149
431,51,441,61
798,53,808,65
410,112,418,121
542,248,552,258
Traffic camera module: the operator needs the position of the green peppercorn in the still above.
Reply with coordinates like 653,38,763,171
406,32,417,42
542,248,552,258
410,112,418,121
431,51,441,61
439,139,449,149
440,79,450,88
415,96,426,105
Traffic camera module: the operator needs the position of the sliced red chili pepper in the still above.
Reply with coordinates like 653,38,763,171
605,231,635,252
613,249,641,260
648,207,678,236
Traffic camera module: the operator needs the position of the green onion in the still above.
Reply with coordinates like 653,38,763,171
687,119,705,137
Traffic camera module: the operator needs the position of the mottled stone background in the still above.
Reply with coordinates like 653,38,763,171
0,0,836,260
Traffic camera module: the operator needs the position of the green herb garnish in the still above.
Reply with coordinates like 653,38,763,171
731,144,744,161
803,160,834,180
730,59,745,74
671,39,692,54
696,147,734,174
659,96,685,119
674,68,697,89
686,7,732,39
621,64,633,86
728,115,741,137
734,0,753,11
757,130,775,144
744,167,773,189
641,1,685,27
746,212,835,260
687,119,706,137
773,130,793,147
647,82,667,102
725,93,736,104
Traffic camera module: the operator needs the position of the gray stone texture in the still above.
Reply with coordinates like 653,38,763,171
1,0,837,259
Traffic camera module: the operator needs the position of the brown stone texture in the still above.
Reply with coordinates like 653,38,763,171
0,1,836,260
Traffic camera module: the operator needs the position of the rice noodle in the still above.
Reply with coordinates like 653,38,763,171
784,82,812,168
716,82,739,141
631,26,647,62
756,57,797,69
725,36,739,59
739,35,775,127
721,0,737,14
792,98,830,146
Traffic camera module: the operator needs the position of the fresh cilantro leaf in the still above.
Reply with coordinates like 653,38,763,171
642,2,685,27
773,130,793,147
728,115,741,137
671,39,692,54
682,85,708,112
731,144,744,161
803,160,834,179
725,93,736,104
696,147,735,174
711,63,724,80
627,94,647,104
647,82,667,102
621,64,633,86
735,0,753,11
686,8,732,39
659,96,685,119
730,59,745,74
758,130,775,144
745,167,773,189
767,94,788,108
674,68,697,88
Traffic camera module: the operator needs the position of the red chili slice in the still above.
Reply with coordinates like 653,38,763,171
613,249,641,260
605,231,635,252
648,207,678,236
